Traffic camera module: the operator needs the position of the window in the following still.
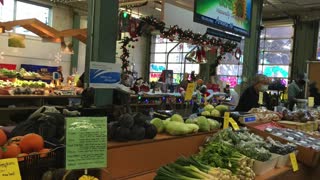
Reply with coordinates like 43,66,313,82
217,40,244,88
150,35,199,83
259,25,294,85
0,0,51,36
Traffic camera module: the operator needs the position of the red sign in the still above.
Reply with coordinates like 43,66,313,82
0,63,16,70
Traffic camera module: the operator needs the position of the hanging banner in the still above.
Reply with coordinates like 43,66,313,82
89,62,121,88
66,117,107,170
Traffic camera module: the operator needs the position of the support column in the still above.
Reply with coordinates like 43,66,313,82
70,13,80,74
292,20,319,79
241,0,263,91
85,0,119,106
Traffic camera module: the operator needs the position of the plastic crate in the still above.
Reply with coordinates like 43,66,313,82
18,142,65,180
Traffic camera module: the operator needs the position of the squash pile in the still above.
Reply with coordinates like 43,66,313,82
0,129,51,161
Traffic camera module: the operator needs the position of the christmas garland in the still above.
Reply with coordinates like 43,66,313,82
120,16,239,71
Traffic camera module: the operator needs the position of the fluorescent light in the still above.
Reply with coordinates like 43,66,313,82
155,7,162,12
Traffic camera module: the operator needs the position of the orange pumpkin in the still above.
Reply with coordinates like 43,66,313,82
0,129,7,146
19,133,44,153
3,144,21,158
8,136,23,146
17,153,28,161
39,148,51,158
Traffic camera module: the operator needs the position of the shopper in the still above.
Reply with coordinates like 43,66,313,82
235,74,271,112
57,66,64,82
288,74,307,110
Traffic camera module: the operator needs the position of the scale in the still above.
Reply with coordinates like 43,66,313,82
233,112,257,124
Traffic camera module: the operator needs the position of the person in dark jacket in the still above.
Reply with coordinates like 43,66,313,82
235,74,271,112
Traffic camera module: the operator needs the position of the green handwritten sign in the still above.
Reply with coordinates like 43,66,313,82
66,117,107,170
0,158,21,180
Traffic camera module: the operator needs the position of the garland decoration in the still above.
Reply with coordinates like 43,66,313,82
119,15,239,71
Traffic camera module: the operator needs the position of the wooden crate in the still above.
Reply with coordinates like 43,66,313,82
247,123,320,167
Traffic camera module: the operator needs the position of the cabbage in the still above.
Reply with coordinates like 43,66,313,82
171,114,184,123
201,111,210,116
144,123,157,139
118,113,134,128
185,124,199,133
204,104,214,112
185,119,195,124
129,125,145,140
215,105,229,115
207,119,221,130
150,118,164,133
165,121,190,136
197,116,210,132
211,109,221,117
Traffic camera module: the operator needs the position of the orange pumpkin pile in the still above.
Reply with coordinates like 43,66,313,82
0,129,52,161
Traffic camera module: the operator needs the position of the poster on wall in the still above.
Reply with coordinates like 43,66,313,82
194,0,253,37
8,33,26,48
89,62,121,88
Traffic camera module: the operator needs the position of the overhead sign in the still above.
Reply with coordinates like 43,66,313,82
89,62,121,88
194,0,253,37
66,117,107,170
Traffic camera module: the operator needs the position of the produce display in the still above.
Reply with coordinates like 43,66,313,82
201,104,229,118
248,107,281,122
155,156,239,180
150,114,221,136
195,141,255,180
0,68,18,78
19,68,41,79
264,137,296,155
107,113,157,142
265,127,320,151
282,109,316,122
207,128,272,161
0,131,51,161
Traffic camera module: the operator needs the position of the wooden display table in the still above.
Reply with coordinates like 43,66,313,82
102,132,215,180
246,123,320,167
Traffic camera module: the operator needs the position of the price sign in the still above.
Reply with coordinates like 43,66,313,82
308,97,314,108
223,112,230,129
184,83,195,101
229,118,240,130
258,92,263,105
0,158,21,180
290,152,299,172
66,117,107,170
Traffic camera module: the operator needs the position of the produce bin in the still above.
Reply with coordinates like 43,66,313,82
276,151,299,168
247,123,320,167
253,154,280,175
278,120,320,133
18,142,65,180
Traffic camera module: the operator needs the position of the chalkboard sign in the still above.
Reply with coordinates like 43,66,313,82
66,117,107,170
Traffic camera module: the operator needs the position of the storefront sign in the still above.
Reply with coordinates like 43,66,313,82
0,158,21,180
89,62,121,88
66,117,107,170
184,83,195,101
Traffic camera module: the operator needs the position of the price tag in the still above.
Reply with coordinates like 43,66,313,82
223,112,230,129
229,118,240,130
184,83,195,101
289,152,299,172
258,92,263,105
0,158,21,180
308,97,314,108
